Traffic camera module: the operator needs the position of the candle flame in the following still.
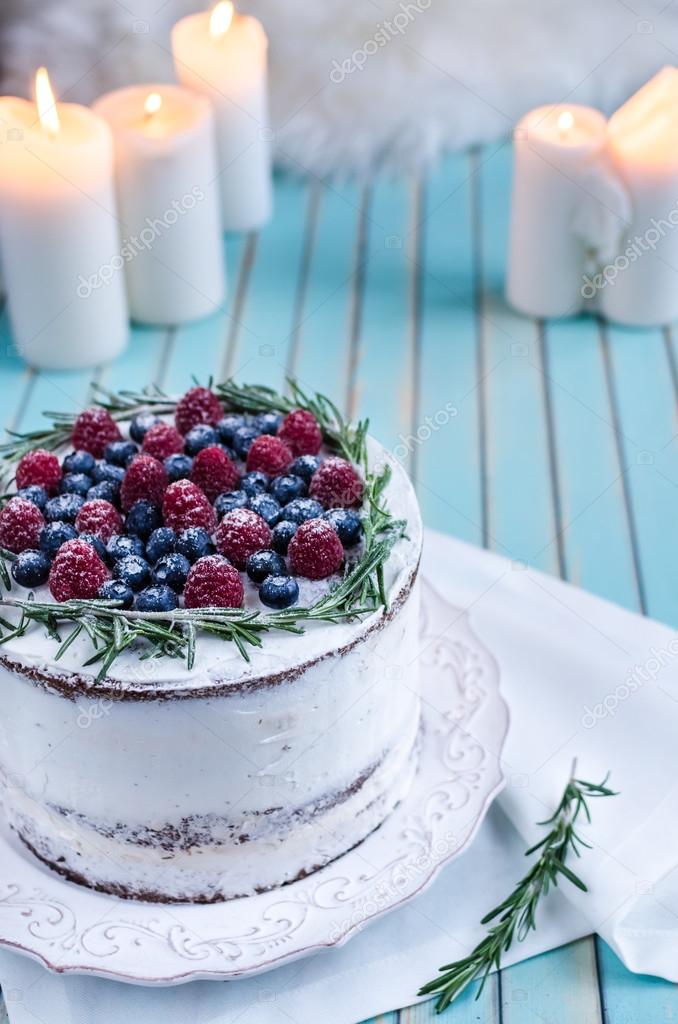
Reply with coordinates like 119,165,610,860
209,1,234,38
557,110,574,135
35,67,60,139
144,92,163,118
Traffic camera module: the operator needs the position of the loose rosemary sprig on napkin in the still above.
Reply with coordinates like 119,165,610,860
419,769,617,1013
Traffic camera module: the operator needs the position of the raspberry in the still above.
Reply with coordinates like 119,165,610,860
0,497,45,553
75,499,122,542
246,435,293,476
309,456,364,508
49,539,111,602
162,480,216,533
278,409,323,456
71,407,122,459
288,519,344,579
175,386,223,436
120,455,169,512
215,508,271,568
184,555,244,609
190,446,240,502
15,449,62,495
141,422,185,461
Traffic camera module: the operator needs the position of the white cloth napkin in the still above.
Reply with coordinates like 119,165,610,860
1,528,677,1023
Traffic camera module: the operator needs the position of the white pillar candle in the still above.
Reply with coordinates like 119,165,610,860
507,104,612,319
0,69,128,370
171,2,273,232
94,84,226,325
600,67,678,327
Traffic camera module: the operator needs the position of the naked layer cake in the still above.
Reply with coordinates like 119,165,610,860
0,382,423,902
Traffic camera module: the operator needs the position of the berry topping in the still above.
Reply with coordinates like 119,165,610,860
175,527,215,563
75,499,122,542
87,481,120,506
98,579,134,609
45,494,85,524
16,449,62,495
93,462,125,487
142,423,185,461
135,584,179,612
184,424,220,456
71,407,122,459
104,440,139,467
248,493,282,526
323,508,363,547
240,471,270,497
146,527,177,563
309,456,364,509
60,473,93,498
164,453,193,482
216,414,248,445
260,575,300,609
278,408,323,456
152,553,191,592
231,425,259,458
129,413,160,444
271,520,298,554
63,450,96,476
125,499,162,540
190,446,240,503
254,411,283,435
290,455,322,482
246,548,287,584
214,489,249,518
215,508,272,569
113,554,151,592
162,480,216,533
184,555,244,609
288,518,344,579
246,435,293,476
175,386,223,435
17,485,48,511
12,550,51,588
120,455,168,512
40,522,78,558
49,539,110,602
77,532,108,562
270,474,307,505
107,534,145,561
284,497,325,524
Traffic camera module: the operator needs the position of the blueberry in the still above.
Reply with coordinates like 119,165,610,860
135,584,179,612
45,494,84,523
253,411,283,435
11,550,51,588
271,520,298,554
113,554,150,592
17,485,48,510
107,534,145,562
284,497,324,524
152,553,191,592
104,440,138,467
270,474,307,505
164,453,193,482
323,508,363,547
129,412,160,444
60,472,93,498
248,493,282,526
78,532,107,561
259,575,299,609
93,462,125,486
126,499,161,540
98,579,134,609
39,522,77,558
145,527,177,563
214,490,249,519
184,424,219,456
289,455,321,483
232,425,259,458
241,471,270,497
216,414,248,445
63,450,96,475
176,527,215,563
246,549,288,584
87,481,120,506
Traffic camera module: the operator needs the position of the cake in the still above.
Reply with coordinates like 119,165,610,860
0,382,423,903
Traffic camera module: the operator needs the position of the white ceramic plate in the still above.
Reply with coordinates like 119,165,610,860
0,579,508,985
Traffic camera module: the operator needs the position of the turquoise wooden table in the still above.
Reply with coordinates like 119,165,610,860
1,140,678,1022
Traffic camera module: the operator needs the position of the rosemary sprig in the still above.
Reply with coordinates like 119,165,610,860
0,381,406,678
419,768,617,1013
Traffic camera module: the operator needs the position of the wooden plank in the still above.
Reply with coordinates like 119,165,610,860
502,939,601,1024
596,940,678,1022
399,980,499,1022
